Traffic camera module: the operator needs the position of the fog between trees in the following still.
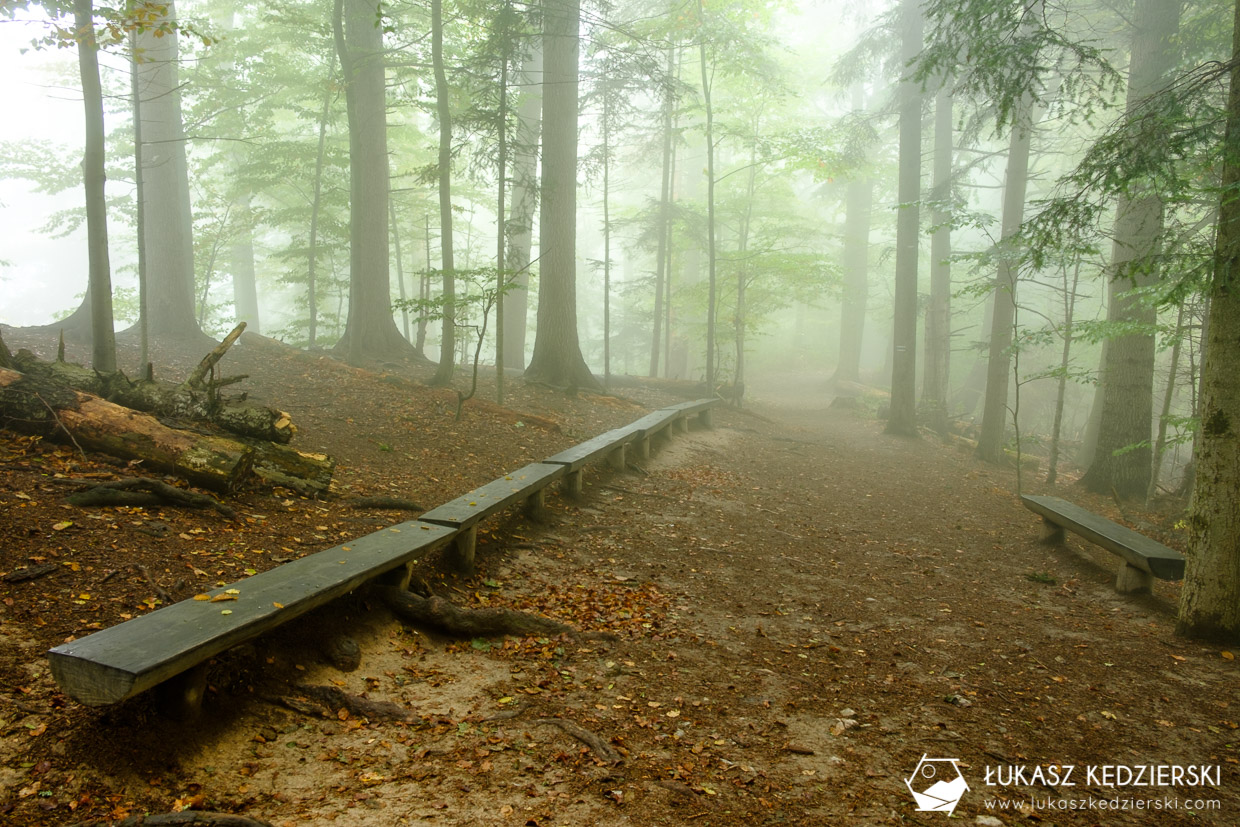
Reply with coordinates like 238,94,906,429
1,0,1240,639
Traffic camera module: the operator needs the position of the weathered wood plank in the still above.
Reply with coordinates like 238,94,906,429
419,462,566,530
661,398,720,417
47,520,457,706
544,428,639,472
1020,495,1184,580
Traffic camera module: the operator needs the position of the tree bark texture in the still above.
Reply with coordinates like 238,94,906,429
75,0,117,373
886,0,922,437
429,0,456,386
1081,0,1182,498
0,367,253,492
920,80,953,433
1176,0,1240,643
332,0,416,365
503,46,542,373
524,0,599,390
649,44,675,378
134,1,203,343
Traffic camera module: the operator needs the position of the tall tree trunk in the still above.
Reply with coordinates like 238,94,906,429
429,0,456,385
503,46,542,373
1046,261,1082,486
332,0,416,365
495,41,510,404
1147,302,1186,502
697,0,718,393
391,200,411,341
524,0,598,389
75,0,116,373
975,95,1037,463
306,53,335,349
602,93,612,390
229,196,261,333
1176,0,1240,643
649,44,675,378
134,0,203,344
886,0,922,437
1081,0,1182,498
920,80,953,433
130,33,148,370
835,87,871,387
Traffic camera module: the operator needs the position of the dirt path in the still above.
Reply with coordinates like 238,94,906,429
2,359,1237,825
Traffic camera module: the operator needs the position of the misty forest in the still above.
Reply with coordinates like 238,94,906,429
1,0,1239,823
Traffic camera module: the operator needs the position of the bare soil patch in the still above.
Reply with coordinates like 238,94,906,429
1,332,1236,826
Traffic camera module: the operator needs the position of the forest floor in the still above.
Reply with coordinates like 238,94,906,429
0,328,1237,827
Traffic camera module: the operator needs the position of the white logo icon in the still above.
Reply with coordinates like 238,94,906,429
906,754,969,815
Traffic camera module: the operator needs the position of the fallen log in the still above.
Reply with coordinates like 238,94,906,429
0,366,253,492
246,441,335,498
63,478,237,519
11,323,295,444
69,813,274,827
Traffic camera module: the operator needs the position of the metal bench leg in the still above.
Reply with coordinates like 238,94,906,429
562,469,584,499
449,526,477,574
1115,562,1154,595
523,488,549,522
608,444,627,471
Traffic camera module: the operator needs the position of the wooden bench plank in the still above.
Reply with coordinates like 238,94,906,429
543,428,638,473
661,398,720,416
1021,495,1184,580
418,462,566,529
47,520,457,706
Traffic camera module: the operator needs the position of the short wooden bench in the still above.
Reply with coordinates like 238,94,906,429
623,409,683,460
544,428,639,496
1021,495,1184,594
419,462,566,572
47,520,457,707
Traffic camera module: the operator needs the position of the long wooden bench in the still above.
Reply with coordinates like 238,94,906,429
47,520,457,707
419,462,565,572
46,399,723,709
622,409,682,460
1021,495,1184,594
662,398,719,430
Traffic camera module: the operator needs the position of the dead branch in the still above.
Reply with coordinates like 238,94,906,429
187,322,246,390
2,563,59,583
282,684,411,723
536,717,621,763
69,813,274,827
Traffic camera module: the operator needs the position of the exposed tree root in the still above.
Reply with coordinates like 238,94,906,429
63,478,236,519
378,585,575,638
536,717,621,763
345,495,425,511
277,683,412,723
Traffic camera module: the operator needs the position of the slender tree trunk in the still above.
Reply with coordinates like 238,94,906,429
697,0,718,393
429,0,456,384
229,197,261,333
975,95,1037,463
1176,0,1240,643
391,200,410,341
650,44,675,378
664,105,679,378
129,30,148,370
134,0,202,343
524,0,598,389
1147,302,1186,502
496,45,509,404
920,79,953,433
75,0,116,373
835,87,871,387
306,54,335,348
418,216,432,353
503,46,542,373
602,93,612,390
332,0,416,364
1082,0,1182,498
1046,262,1082,486
886,0,922,437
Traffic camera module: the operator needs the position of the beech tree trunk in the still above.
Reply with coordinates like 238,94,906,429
504,46,542,373
524,0,599,390
649,43,675,378
920,80,953,433
1176,0,1240,644
1081,0,1182,498
429,0,456,386
835,88,871,387
886,0,922,437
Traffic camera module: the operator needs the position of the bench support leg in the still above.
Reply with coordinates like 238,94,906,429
523,488,549,522
1039,518,1065,545
1115,562,1154,595
674,417,689,434
700,409,713,428
380,561,415,591
156,662,208,719
637,436,651,460
448,526,477,574
562,469,583,499
608,444,627,472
